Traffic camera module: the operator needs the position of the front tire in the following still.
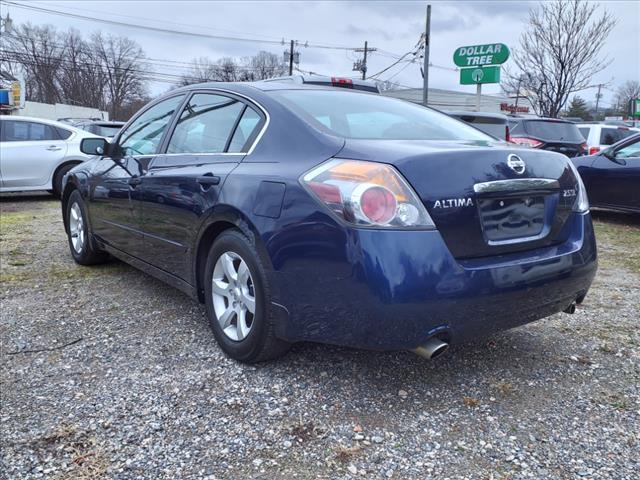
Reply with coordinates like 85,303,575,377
65,190,108,265
204,230,290,363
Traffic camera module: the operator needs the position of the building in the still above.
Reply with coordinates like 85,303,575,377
382,87,534,115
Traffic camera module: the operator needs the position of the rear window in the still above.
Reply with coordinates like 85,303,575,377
524,120,584,142
599,127,635,146
272,90,492,141
450,115,507,139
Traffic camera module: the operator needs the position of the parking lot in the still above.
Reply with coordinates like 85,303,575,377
0,194,637,479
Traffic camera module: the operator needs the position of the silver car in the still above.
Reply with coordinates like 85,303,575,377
0,116,99,197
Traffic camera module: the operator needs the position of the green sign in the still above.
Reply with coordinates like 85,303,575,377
460,66,501,85
631,98,640,118
453,43,510,67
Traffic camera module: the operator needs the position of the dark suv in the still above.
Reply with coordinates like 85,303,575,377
508,117,587,157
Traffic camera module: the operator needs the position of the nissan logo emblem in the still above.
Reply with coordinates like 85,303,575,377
507,154,526,175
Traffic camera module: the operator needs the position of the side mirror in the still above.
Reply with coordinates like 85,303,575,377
81,137,109,156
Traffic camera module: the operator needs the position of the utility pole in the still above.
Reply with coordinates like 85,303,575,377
362,41,368,80
353,42,376,79
288,39,294,75
422,4,431,106
595,83,603,118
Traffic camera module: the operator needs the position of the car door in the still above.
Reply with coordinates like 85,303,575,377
88,94,186,256
137,92,266,281
588,137,640,210
608,137,640,210
0,120,68,189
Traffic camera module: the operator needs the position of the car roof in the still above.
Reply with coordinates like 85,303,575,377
169,80,378,95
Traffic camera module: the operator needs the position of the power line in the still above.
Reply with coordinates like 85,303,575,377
4,1,366,52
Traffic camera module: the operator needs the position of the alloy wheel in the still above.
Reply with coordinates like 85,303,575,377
69,202,85,253
211,251,256,341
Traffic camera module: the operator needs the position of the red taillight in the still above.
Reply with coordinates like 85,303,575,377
358,185,397,224
510,137,543,148
331,77,353,87
307,181,341,204
588,146,600,155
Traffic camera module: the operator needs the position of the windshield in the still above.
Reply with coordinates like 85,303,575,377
94,125,122,137
525,120,584,142
272,90,493,141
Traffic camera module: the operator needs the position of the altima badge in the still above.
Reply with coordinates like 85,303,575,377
433,198,474,209
507,154,526,175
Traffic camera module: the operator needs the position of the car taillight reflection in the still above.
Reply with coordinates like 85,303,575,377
510,137,543,148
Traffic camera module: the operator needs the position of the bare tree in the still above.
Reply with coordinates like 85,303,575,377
242,51,286,80
180,51,285,85
613,80,640,114
213,57,241,82
502,0,616,117
178,57,219,86
3,23,65,103
91,32,147,120
58,29,106,109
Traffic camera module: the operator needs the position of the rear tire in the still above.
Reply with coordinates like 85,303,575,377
52,163,79,198
65,190,108,265
204,230,290,363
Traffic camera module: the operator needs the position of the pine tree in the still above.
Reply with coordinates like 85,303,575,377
566,96,592,120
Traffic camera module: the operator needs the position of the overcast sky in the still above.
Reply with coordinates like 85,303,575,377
2,0,639,107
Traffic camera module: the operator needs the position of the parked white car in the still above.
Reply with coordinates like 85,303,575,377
0,116,101,197
577,123,639,156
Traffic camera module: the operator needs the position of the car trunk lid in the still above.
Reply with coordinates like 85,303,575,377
338,139,579,259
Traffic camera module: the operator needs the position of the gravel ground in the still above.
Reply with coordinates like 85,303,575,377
1,194,638,480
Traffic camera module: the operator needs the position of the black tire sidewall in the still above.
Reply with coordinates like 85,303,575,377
204,231,270,362
53,163,77,198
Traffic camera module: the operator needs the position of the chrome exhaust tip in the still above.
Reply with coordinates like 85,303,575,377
563,302,577,314
412,337,449,360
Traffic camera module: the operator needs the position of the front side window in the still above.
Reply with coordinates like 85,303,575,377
615,139,640,159
272,90,492,141
119,95,185,156
2,121,59,142
167,94,244,154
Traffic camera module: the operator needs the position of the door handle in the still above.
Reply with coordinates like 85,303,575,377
196,174,221,187
128,177,143,187
46,145,62,151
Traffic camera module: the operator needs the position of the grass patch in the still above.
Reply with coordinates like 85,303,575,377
0,262,129,287
0,211,33,229
593,219,640,274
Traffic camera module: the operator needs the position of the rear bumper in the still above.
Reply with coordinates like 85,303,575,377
271,212,597,350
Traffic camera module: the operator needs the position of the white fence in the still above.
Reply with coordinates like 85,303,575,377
11,101,109,121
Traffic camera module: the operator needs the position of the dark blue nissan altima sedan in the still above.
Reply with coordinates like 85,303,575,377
62,82,597,362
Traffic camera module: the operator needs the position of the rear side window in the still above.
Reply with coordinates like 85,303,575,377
578,127,590,141
56,127,73,140
600,127,634,146
524,120,583,142
228,107,262,152
167,93,244,154
119,94,185,156
1,121,59,141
